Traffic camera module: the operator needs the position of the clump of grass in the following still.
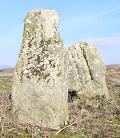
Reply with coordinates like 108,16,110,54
70,134,87,138
0,75,13,92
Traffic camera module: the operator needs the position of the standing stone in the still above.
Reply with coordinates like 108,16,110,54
12,9,68,129
67,42,108,98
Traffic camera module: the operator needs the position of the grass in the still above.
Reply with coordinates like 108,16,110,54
0,70,120,138
0,75,13,92
70,134,86,138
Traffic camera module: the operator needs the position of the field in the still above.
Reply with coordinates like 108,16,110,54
0,66,120,138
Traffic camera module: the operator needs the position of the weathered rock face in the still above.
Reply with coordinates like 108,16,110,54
12,8,109,129
67,42,108,98
12,9,68,129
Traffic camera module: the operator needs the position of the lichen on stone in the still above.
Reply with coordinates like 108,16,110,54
12,9,108,130
12,9,68,129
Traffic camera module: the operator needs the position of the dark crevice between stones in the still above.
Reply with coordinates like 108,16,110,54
68,89,78,102
82,47,94,80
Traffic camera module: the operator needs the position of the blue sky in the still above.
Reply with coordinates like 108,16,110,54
0,0,120,66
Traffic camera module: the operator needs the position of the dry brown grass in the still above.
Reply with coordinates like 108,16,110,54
0,66,120,138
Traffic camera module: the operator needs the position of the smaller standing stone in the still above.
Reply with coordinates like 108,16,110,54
67,42,108,98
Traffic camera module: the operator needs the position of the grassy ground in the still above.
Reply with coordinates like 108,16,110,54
0,67,120,138
0,69,13,93
0,76,13,93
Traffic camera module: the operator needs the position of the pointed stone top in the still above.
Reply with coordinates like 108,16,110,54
68,41,96,51
74,41,96,47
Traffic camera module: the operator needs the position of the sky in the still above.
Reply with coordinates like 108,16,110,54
0,0,120,66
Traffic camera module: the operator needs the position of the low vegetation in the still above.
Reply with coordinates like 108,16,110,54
0,67,120,138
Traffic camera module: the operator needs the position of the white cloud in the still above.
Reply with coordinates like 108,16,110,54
92,36,120,47
76,7,120,23
62,7,120,29
92,36,120,64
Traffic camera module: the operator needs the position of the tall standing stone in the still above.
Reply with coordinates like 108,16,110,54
67,42,108,98
12,9,68,129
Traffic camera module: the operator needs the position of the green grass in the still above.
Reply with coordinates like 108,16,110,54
0,75,13,92
70,134,86,138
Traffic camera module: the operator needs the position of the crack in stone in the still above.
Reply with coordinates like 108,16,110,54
81,46,94,81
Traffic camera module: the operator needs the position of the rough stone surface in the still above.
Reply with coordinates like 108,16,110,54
12,9,68,129
12,9,109,129
67,42,108,98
